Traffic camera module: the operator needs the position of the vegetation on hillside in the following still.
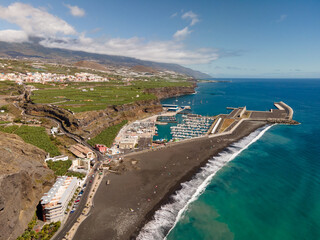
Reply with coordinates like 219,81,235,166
46,160,86,179
0,125,60,156
30,85,156,112
88,120,128,147
0,80,23,95
46,160,72,176
16,213,61,240
29,80,192,112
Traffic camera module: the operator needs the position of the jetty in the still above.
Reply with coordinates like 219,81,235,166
207,101,298,137
168,101,298,141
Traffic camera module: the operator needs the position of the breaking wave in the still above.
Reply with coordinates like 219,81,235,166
137,125,273,240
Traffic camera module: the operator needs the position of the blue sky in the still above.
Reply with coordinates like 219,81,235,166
0,0,319,78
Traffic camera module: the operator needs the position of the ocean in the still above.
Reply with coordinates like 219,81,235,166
138,79,320,240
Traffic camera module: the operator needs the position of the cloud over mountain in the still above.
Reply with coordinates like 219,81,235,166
0,3,218,65
0,2,76,39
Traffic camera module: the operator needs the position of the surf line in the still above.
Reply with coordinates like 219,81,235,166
137,124,273,240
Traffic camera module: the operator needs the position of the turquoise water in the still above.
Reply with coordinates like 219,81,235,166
153,114,186,141
145,79,320,240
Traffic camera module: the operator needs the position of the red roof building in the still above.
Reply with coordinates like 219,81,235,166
95,144,107,153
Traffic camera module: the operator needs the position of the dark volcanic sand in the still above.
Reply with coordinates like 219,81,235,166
74,121,266,240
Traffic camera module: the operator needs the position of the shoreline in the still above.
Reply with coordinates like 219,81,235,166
133,122,269,239
74,120,267,240
138,124,273,239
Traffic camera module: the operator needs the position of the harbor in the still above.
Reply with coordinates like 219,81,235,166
73,97,299,240
112,101,298,155
170,114,214,140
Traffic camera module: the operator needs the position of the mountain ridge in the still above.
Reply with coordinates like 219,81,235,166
0,40,211,79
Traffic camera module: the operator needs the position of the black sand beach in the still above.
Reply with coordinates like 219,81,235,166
74,120,266,240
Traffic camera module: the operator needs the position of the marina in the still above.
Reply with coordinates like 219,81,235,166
170,114,214,140
156,116,177,123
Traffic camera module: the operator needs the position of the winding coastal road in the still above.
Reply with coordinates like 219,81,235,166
13,91,104,240
21,109,104,240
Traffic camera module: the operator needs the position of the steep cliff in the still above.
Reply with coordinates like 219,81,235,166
22,85,196,139
23,103,80,132
0,132,55,240
143,85,196,99
75,99,162,138
68,86,196,138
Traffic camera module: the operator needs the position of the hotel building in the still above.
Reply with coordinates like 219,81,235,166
40,176,78,222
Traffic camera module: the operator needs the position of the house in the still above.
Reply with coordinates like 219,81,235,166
95,144,107,153
51,127,59,135
69,158,91,174
69,144,95,159
119,137,138,149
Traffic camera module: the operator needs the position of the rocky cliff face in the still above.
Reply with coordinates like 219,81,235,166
74,86,195,138
144,85,196,99
0,132,55,240
23,103,80,131
75,99,162,138
22,85,196,139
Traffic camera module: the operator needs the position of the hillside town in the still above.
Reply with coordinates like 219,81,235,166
0,71,109,83
0,60,191,84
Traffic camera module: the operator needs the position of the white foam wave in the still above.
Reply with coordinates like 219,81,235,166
137,125,273,240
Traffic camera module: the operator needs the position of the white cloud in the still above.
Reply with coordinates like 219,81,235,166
0,3,219,65
40,36,219,65
0,3,76,38
171,12,178,18
65,4,85,17
0,29,28,43
276,14,287,23
182,11,199,26
173,26,192,40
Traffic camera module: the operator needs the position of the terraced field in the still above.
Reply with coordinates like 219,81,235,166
30,80,192,112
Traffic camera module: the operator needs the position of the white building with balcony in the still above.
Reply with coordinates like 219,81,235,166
40,176,78,222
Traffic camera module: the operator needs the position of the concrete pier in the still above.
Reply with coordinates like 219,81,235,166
209,101,298,137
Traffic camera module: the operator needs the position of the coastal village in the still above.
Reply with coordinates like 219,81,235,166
0,1,314,239
0,58,194,240
0,58,298,240
31,98,295,238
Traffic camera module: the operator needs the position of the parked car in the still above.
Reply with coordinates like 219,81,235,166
75,199,80,203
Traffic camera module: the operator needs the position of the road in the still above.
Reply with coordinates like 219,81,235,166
52,175,94,240
13,94,105,240
51,157,103,240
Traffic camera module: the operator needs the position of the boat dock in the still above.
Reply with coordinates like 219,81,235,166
170,114,214,140
156,116,177,123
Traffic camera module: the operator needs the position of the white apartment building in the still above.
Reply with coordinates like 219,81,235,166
40,176,78,222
